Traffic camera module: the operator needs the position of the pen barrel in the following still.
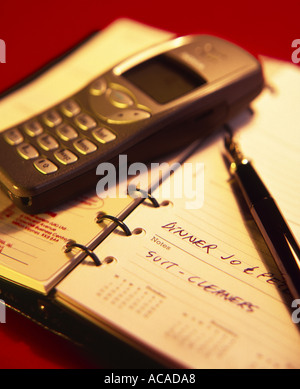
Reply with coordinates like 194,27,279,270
234,162,270,208
251,197,300,301
234,162,300,300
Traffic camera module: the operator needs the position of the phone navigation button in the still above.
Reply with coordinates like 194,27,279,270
108,89,134,108
107,109,151,124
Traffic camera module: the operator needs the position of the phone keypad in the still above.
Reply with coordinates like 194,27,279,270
56,124,78,141
74,113,97,130
73,138,97,155
107,109,150,124
54,149,78,165
34,158,58,174
88,77,152,124
42,109,62,127
17,143,39,160
37,134,59,151
4,128,24,145
2,98,117,175
89,78,107,96
24,121,43,137
108,89,134,108
92,128,116,143
60,99,80,117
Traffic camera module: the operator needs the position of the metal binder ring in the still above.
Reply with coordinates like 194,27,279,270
64,240,101,266
96,214,132,236
134,188,160,208
128,186,160,207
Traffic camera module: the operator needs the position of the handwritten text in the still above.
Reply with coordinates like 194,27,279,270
161,221,289,294
146,250,259,312
161,222,217,254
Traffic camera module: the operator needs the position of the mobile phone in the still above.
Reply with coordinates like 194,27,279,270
0,34,263,213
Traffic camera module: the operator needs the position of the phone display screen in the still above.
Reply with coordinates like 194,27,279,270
122,54,206,104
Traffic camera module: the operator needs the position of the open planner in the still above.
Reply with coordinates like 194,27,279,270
0,19,299,368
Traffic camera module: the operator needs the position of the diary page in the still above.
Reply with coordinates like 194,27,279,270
232,57,300,243
0,189,137,293
56,58,300,368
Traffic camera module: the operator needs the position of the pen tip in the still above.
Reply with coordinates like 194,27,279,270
223,133,245,164
224,133,232,150
224,132,235,157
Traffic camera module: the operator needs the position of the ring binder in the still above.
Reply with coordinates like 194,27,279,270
134,188,160,208
64,240,101,266
96,214,132,236
96,191,160,237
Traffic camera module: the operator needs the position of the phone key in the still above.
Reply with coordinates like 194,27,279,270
54,149,78,165
56,124,78,141
92,128,116,144
24,120,43,137
73,138,97,154
17,143,39,160
107,109,151,124
43,109,62,127
3,128,24,145
89,78,106,96
74,113,97,130
60,99,81,117
37,134,59,151
108,89,134,108
34,158,58,174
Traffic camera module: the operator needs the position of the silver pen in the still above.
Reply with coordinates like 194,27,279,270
224,133,300,301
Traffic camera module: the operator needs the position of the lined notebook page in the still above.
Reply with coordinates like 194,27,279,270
231,57,300,242
0,189,137,293
56,59,300,368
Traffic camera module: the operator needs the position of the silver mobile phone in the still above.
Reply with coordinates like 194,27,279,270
0,34,263,213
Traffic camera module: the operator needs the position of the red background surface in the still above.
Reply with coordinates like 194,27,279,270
0,0,299,369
